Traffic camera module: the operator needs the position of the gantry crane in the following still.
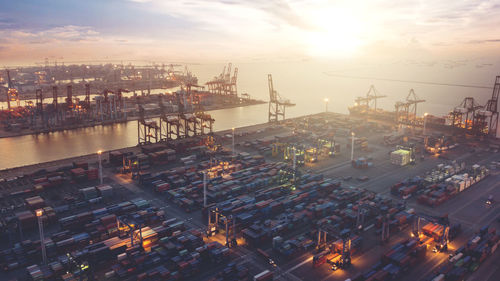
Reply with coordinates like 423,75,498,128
207,207,237,248
226,67,238,96
32,88,46,128
316,225,352,269
474,76,499,136
35,88,43,115
395,89,425,128
193,95,214,136
354,85,387,112
450,97,482,131
66,85,74,110
206,63,238,96
412,213,450,252
5,69,20,110
83,83,91,111
268,74,295,123
117,215,144,247
158,95,172,142
137,96,159,145
486,76,500,136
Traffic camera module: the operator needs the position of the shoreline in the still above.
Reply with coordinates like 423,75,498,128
0,99,266,139
0,111,334,177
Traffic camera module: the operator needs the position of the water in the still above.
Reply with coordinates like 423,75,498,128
1,60,498,170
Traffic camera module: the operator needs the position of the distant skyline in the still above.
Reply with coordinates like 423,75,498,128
1,0,500,64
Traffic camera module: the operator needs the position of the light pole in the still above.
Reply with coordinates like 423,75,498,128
422,113,429,159
97,150,103,184
324,98,329,113
423,113,428,136
351,132,355,161
231,128,235,160
36,209,47,264
203,171,207,208
292,147,296,183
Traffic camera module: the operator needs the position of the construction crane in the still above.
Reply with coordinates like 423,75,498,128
268,74,295,123
395,89,425,128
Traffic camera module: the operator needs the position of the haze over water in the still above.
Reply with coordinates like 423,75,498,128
1,60,498,170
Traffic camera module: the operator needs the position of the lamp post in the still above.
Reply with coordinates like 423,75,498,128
293,147,296,183
36,209,47,264
231,128,235,161
351,132,355,161
97,150,103,184
324,98,329,113
422,113,429,160
423,113,428,136
203,171,207,208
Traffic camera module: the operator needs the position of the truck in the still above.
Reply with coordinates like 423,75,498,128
326,253,342,270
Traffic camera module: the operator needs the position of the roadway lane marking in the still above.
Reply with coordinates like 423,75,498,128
283,256,313,274
447,178,500,225
364,224,374,231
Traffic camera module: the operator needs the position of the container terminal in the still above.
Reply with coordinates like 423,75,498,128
0,75,499,281
0,63,264,138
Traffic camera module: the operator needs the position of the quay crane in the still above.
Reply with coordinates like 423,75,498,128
5,69,20,110
395,89,425,129
355,85,387,112
268,74,295,123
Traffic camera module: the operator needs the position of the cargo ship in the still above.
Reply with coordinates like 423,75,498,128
348,103,397,122
348,100,456,133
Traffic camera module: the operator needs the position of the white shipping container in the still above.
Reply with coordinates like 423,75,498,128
117,253,127,261
450,253,463,262
432,274,445,281
105,271,115,279
471,236,481,244
491,241,498,254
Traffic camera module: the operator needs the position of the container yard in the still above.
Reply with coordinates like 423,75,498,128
0,107,499,281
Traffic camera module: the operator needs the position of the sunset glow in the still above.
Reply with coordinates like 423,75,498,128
0,0,499,63
302,7,364,58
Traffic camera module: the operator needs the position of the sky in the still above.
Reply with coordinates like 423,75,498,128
1,0,500,65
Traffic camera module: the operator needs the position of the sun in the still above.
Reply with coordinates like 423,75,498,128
303,8,364,58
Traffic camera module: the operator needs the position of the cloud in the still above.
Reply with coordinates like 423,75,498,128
0,25,101,44
467,39,500,44
2,0,500,62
